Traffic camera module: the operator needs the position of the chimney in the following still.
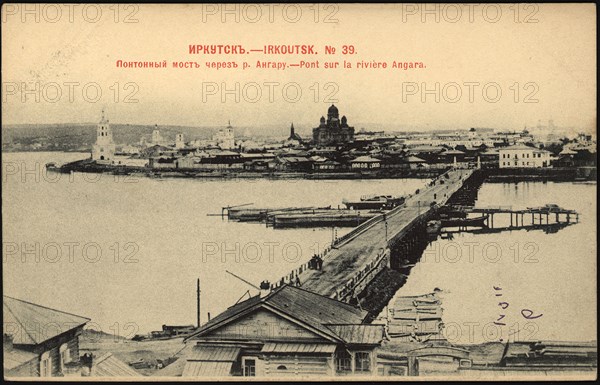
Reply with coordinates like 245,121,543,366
3,333,13,350
259,280,271,298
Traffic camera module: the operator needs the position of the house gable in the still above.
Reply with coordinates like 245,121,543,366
198,308,330,343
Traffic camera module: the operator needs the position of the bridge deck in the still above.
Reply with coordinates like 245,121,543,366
297,168,474,297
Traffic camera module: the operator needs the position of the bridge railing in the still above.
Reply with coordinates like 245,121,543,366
332,214,384,248
332,189,422,248
334,209,437,302
333,168,468,248
272,168,471,293
333,247,389,302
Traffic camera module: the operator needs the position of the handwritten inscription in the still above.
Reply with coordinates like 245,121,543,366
493,286,543,342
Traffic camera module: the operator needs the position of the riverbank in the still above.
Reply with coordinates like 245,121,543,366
485,167,597,182
51,158,448,180
49,158,597,181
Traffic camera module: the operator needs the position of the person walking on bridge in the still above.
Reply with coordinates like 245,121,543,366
316,255,323,270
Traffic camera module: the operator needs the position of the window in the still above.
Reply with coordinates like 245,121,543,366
59,343,70,371
243,358,256,377
277,365,287,370
40,351,52,377
336,350,352,372
355,352,371,372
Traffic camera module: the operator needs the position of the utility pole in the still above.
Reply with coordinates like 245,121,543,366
197,278,201,328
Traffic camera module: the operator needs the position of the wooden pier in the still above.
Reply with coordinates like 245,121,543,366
469,205,579,228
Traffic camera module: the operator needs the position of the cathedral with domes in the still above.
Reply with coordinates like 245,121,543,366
312,104,355,146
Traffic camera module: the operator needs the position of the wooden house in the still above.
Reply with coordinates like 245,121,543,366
175,284,385,378
3,296,138,378
3,296,90,377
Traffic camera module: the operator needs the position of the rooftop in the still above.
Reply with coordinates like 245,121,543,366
185,285,374,344
351,156,381,163
3,296,90,345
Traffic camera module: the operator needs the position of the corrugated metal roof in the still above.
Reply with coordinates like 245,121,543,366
325,324,384,345
182,361,233,377
188,345,241,362
261,343,336,354
93,353,140,377
186,295,262,339
265,286,366,342
186,285,367,343
3,296,90,345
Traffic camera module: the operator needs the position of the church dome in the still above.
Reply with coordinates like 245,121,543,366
327,104,339,118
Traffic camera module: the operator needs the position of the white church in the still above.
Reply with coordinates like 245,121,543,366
91,109,116,163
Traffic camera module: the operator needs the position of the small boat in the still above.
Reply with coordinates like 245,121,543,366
440,215,488,228
343,195,405,210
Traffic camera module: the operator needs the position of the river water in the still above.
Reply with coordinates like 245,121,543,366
2,152,596,344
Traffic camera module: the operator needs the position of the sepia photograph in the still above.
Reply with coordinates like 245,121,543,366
2,2,597,380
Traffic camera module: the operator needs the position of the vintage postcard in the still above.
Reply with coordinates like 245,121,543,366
2,2,597,381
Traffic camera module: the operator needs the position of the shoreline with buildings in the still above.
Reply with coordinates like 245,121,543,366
38,105,596,182
48,158,596,182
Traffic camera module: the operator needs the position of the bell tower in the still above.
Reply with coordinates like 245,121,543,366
92,108,116,163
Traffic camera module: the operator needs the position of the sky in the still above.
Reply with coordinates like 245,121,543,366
2,3,596,135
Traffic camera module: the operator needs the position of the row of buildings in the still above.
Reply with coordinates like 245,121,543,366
4,284,387,378
91,107,595,172
9,281,595,379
